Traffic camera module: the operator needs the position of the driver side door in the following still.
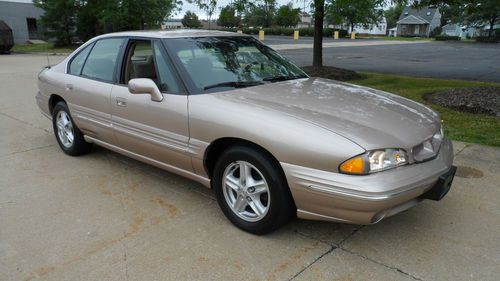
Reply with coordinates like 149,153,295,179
110,38,192,172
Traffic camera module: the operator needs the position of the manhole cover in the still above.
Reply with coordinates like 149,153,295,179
455,166,484,178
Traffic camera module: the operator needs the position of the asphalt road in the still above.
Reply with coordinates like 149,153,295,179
261,36,500,83
1,54,499,281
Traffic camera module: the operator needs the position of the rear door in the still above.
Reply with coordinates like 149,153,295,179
65,37,126,143
110,38,192,171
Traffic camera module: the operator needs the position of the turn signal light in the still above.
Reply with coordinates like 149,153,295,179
339,156,365,174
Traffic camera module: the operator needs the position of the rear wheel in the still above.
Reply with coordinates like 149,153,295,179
213,145,295,234
52,102,92,156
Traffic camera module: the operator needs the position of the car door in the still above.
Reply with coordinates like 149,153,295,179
66,38,126,144
110,38,192,171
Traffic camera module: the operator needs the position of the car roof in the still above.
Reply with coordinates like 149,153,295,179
95,29,250,40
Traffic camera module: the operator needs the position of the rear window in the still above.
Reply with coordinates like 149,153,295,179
81,38,125,82
68,43,93,75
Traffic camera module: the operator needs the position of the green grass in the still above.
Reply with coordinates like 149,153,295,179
349,73,500,147
12,43,75,54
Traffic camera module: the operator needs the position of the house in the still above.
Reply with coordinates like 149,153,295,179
349,17,387,36
162,19,183,29
388,27,397,37
0,0,44,44
397,6,441,37
296,12,312,28
442,23,478,39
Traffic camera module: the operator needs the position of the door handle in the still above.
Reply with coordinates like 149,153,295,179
65,84,73,91
116,97,127,107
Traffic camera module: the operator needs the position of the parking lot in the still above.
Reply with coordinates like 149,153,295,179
1,54,499,281
262,36,500,83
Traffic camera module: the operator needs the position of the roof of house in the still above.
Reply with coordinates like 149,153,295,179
442,23,458,31
397,6,439,25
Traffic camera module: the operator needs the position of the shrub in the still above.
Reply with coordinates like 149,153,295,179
435,35,461,41
217,27,347,38
429,26,443,38
475,36,499,43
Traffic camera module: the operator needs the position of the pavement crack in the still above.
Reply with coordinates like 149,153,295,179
0,111,51,134
454,143,471,157
287,245,336,281
0,144,56,158
339,247,424,281
338,225,364,247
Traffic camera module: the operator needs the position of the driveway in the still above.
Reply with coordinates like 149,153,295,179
260,36,500,83
1,54,499,281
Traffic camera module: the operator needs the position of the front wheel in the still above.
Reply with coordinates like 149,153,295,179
52,102,92,156
213,145,295,234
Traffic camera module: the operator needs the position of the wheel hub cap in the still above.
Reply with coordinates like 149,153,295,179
56,111,74,148
222,161,270,222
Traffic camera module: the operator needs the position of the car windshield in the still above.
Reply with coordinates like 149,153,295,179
163,36,307,93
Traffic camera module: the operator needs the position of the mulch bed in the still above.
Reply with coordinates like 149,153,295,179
301,66,365,81
424,87,500,117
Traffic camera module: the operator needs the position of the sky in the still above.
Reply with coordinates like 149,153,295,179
177,0,309,20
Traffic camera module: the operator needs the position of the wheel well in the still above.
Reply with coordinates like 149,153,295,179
204,138,280,180
48,94,65,114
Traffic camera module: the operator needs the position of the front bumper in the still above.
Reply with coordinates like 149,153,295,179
281,138,454,224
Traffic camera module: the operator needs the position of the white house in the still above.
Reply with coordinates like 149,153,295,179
161,19,183,29
296,12,312,28
349,17,387,35
441,23,478,38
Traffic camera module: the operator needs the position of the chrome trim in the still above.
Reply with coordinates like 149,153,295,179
84,136,211,188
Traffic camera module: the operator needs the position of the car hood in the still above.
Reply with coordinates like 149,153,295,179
214,77,441,150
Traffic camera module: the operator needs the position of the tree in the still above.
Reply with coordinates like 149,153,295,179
416,0,500,38
384,2,407,29
119,0,180,30
218,5,240,27
188,0,217,29
326,0,385,34
275,3,301,28
34,0,78,46
182,11,202,28
312,0,324,68
462,0,499,38
243,1,277,28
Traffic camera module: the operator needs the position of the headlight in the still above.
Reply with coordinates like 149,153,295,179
339,148,408,175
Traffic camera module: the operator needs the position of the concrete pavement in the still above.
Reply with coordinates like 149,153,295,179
1,54,499,281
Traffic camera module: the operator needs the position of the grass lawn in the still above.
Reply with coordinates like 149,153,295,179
349,73,500,147
12,43,75,54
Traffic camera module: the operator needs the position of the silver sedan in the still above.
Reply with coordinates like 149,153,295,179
36,30,456,234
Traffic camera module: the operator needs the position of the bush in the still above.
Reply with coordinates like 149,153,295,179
217,27,347,38
435,35,461,41
475,36,499,43
429,26,443,38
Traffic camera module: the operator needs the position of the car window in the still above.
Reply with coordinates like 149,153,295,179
123,40,180,93
164,37,307,93
68,43,93,75
81,38,125,82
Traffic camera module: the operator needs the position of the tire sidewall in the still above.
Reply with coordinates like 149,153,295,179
213,146,294,234
52,102,85,155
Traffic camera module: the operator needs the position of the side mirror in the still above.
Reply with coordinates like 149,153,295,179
128,78,163,102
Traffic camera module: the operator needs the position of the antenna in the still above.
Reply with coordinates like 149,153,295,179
46,53,51,68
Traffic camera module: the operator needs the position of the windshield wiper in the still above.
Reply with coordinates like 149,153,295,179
263,75,307,82
203,81,264,90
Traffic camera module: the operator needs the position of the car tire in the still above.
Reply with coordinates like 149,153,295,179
213,145,295,234
52,101,92,156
